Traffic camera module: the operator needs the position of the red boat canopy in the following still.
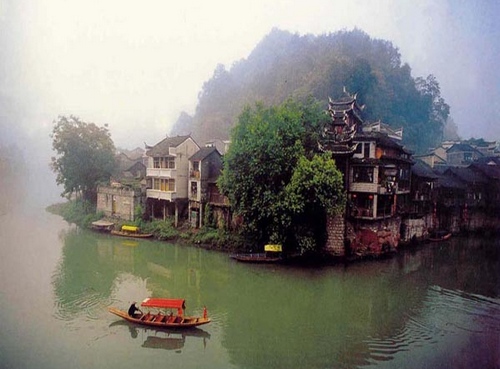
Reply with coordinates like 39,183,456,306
141,298,186,315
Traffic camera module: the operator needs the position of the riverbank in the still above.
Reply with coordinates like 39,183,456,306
46,199,500,265
46,200,244,253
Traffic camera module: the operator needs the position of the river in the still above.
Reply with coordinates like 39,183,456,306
0,201,499,369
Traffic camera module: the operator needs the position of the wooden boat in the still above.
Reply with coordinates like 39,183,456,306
91,219,115,232
428,230,452,242
110,225,153,238
230,253,283,263
108,298,210,328
230,244,284,263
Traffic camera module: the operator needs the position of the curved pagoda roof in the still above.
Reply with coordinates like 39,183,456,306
327,89,364,124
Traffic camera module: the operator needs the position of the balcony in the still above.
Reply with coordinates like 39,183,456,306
208,193,230,205
147,168,176,178
190,170,201,179
350,182,377,193
189,191,200,201
350,207,374,218
146,189,177,201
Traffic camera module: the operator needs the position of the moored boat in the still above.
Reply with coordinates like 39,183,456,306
110,225,153,238
230,244,284,263
230,253,283,263
108,298,210,328
91,219,115,233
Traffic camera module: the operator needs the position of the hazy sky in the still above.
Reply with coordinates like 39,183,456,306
1,0,499,150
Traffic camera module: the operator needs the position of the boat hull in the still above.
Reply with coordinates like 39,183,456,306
108,307,210,328
230,253,283,263
110,230,154,238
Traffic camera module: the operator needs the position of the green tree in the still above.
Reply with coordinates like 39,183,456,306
415,74,450,146
283,153,345,253
218,99,345,253
50,116,116,202
218,101,305,247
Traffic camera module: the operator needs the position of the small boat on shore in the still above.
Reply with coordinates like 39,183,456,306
108,298,210,328
110,225,153,238
91,219,115,233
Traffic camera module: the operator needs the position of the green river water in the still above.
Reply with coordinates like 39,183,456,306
0,203,499,369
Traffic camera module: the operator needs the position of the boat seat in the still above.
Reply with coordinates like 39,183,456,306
153,314,165,322
166,315,175,323
141,313,152,321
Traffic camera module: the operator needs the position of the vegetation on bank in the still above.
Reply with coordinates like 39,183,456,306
46,200,244,252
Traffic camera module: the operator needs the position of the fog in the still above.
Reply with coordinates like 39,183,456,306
1,0,499,205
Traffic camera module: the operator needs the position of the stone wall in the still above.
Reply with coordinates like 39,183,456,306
97,186,142,221
325,215,346,257
345,217,401,258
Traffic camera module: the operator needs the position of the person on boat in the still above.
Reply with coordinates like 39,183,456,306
128,302,143,317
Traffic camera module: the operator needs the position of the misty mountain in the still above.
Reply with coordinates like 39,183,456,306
170,28,449,153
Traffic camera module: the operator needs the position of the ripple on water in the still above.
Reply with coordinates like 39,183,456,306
53,288,110,324
364,285,500,364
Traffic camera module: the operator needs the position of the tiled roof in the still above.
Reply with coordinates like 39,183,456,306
446,143,484,157
146,135,192,156
469,159,500,180
445,167,488,184
328,93,364,122
436,175,465,189
412,160,439,179
189,146,220,161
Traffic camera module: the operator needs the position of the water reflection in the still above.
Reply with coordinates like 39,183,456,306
52,228,118,321
52,228,212,323
109,320,210,352
50,226,500,369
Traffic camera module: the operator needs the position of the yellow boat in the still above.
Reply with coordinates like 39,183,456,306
110,225,153,238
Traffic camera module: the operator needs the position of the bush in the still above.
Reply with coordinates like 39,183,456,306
193,226,246,251
142,219,179,240
47,199,101,228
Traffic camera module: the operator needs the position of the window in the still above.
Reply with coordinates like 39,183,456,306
153,178,160,189
353,166,374,183
399,168,410,180
153,178,175,192
153,157,175,168
167,178,175,191
350,193,374,217
191,181,198,197
364,143,370,158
